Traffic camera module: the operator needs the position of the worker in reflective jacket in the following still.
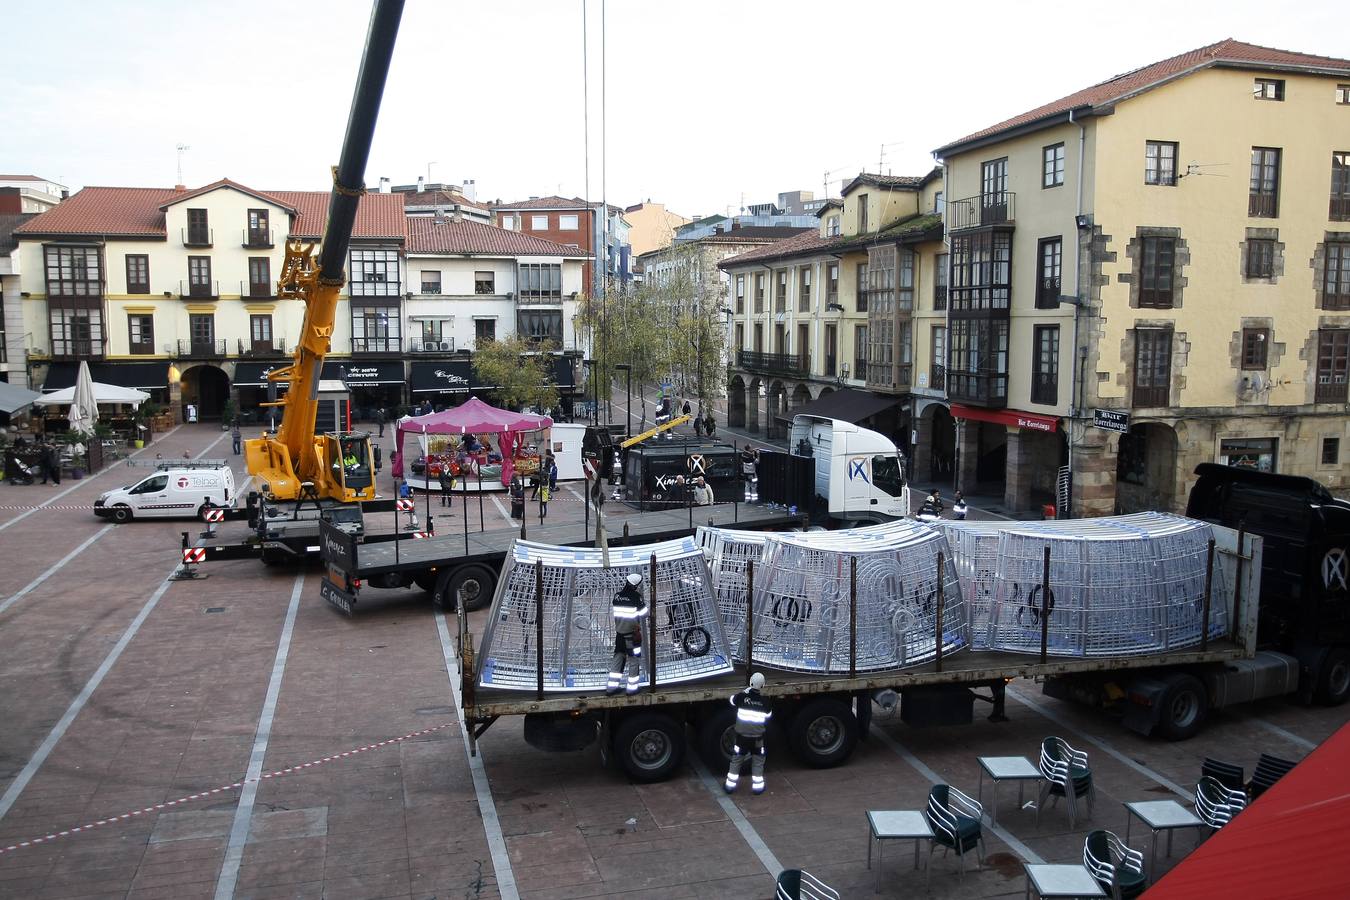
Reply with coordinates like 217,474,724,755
607,573,648,696
725,672,772,795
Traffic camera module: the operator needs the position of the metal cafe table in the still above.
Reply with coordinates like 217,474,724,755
1023,863,1107,899
1123,799,1204,883
866,810,933,888
977,755,1043,820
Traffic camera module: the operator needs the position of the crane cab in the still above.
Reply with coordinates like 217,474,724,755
320,432,376,503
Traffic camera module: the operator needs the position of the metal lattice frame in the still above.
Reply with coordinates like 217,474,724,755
477,538,734,692
946,513,1230,657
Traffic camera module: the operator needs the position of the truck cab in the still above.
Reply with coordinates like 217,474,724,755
1186,462,1350,704
788,415,910,524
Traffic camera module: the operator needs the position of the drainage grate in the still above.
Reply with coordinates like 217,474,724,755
205,607,226,613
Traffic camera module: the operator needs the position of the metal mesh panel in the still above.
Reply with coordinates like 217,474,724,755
936,522,1004,649
478,538,734,691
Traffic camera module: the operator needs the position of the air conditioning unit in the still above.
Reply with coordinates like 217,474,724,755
506,292,516,301
439,341,452,352
422,341,439,352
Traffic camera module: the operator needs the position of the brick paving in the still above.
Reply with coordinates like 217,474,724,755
0,424,1344,898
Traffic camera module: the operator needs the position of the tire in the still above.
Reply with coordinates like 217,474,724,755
680,627,711,658
1314,648,1350,706
1156,672,1209,741
788,697,858,768
432,564,496,612
696,706,739,771
110,505,133,524
613,712,686,783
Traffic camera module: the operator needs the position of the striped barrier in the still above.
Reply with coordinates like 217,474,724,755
182,547,206,563
396,498,415,511
201,508,225,523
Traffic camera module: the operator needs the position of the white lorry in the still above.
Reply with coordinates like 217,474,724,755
763,415,910,524
94,461,236,523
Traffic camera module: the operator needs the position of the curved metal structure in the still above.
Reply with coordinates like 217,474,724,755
477,537,733,692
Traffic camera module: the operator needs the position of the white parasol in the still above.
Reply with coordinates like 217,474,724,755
67,360,98,437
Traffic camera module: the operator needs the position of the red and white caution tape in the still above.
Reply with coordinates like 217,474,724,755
0,721,455,856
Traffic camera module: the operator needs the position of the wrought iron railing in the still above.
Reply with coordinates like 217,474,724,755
177,339,227,358
947,192,1016,231
736,350,810,377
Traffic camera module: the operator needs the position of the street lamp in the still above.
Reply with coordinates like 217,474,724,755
614,363,632,438
582,359,597,426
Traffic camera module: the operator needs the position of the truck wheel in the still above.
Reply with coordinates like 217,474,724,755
696,706,738,771
111,505,133,523
613,712,686,783
433,564,496,612
1314,648,1350,706
1157,672,1208,741
788,697,858,768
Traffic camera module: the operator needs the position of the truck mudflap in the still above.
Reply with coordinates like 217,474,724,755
320,577,357,616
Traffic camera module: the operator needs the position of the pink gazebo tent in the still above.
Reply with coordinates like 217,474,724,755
394,397,553,486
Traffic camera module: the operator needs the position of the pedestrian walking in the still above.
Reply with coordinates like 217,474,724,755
681,399,692,419
704,412,715,438
231,422,241,455
44,442,62,485
376,407,386,437
693,415,704,438
544,451,558,493
391,449,404,494
692,476,714,507
538,480,551,519
509,474,525,520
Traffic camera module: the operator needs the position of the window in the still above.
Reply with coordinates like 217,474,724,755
981,158,1008,199
250,314,273,348
1036,237,1062,309
1133,328,1172,407
559,214,579,230
189,313,215,349
1043,143,1065,187
796,323,809,366
1331,152,1350,221
420,270,442,294
1139,236,1176,308
186,208,210,245
775,270,787,312
934,191,945,215
1339,84,1350,105
518,309,563,346
1246,239,1276,278
1249,147,1281,217
1323,437,1341,466
530,215,548,230
1032,325,1059,406
475,271,495,295
351,307,400,352
854,325,867,379
947,318,1009,404
44,246,102,297
933,253,948,311
501,215,517,230
420,319,444,344
798,267,811,312
754,273,765,313
1317,329,1350,403
857,194,869,232
349,249,401,296
125,254,149,294
475,318,496,345
735,323,744,350
246,209,270,246
188,256,213,297
753,323,763,352
1145,141,1178,186
825,263,838,308
930,326,946,391
132,474,169,495
50,308,103,357
1220,438,1278,473
774,323,785,354
127,315,153,354
949,232,1011,311
1254,78,1284,101
248,257,271,296
897,250,913,312
824,323,837,377
518,263,562,301
826,216,840,237
1241,328,1269,370
855,263,868,312
735,275,745,314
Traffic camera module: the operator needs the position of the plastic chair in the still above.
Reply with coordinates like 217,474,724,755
775,868,839,900
1037,736,1095,828
1195,775,1247,834
1248,753,1297,799
924,784,986,879
1083,829,1147,899
1201,757,1245,794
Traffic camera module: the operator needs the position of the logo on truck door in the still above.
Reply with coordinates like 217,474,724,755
1323,548,1349,592
848,457,869,483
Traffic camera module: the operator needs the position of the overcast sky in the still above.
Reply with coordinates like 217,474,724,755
2,0,1342,217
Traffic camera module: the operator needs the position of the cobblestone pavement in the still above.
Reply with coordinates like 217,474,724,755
0,424,1343,899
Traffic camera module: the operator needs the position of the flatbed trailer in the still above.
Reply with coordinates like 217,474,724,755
448,525,1281,783
319,500,803,616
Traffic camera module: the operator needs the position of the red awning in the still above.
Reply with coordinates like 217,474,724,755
1146,720,1348,900
950,404,1059,433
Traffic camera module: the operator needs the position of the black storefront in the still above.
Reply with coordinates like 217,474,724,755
408,353,579,414
42,361,169,402
234,360,405,424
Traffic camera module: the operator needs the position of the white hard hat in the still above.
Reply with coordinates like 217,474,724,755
750,672,765,690
626,573,643,586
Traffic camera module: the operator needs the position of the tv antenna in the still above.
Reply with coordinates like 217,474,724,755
175,143,191,185
878,140,904,174
1178,161,1229,180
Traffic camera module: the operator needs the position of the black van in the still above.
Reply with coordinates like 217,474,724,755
621,440,741,511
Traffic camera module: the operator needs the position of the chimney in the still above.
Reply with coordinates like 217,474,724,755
451,209,462,223
416,176,425,193
174,184,186,191
463,179,476,201
60,189,69,200
379,177,390,193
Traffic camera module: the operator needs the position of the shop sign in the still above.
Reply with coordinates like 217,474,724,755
1092,409,1130,434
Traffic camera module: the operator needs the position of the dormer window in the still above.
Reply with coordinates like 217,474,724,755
826,216,840,237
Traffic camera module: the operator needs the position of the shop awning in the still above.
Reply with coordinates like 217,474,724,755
950,403,1059,433
0,381,41,414
43,361,169,392
321,360,404,386
781,388,899,425
233,361,290,388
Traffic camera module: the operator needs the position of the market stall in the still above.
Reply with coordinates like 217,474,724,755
394,396,553,493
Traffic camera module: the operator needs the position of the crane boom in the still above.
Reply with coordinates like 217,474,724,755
245,0,403,501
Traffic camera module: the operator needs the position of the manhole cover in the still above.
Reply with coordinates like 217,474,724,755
205,607,226,613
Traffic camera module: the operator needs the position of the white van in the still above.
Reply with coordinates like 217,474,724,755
95,464,236,523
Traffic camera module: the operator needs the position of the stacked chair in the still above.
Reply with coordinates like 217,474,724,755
1083,830,1147,900
924,784,986,879
1037,736,1096,828
774,869,839,900
1195,776,1247,834
1248,753,1297,799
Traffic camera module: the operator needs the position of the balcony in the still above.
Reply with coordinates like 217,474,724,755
182,227,213,248
946,369,1008,407
516,292,568,306
51,339,104,361
237,338,287,358
406,337,456,354
177,339,227,359
239,280,275,300
930,364,946,392
824,354,837,378
1035,276,1061,309
1031,373,1059,406
180,280,219,300
933,286,947,311
947,192,1016,231
242,228,274,249
866,363,913,391
735,350,810,378
1316,377,1348,404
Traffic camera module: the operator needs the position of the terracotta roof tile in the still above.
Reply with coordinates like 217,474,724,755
267,190,406,241
698,226,811,244
406,216,589,257
493,195,589,211
401,189,491,212
717,230,843,269
157,178,297,213
938,39,1350,155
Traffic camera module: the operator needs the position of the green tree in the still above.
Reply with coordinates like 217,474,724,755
471,335,560,412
